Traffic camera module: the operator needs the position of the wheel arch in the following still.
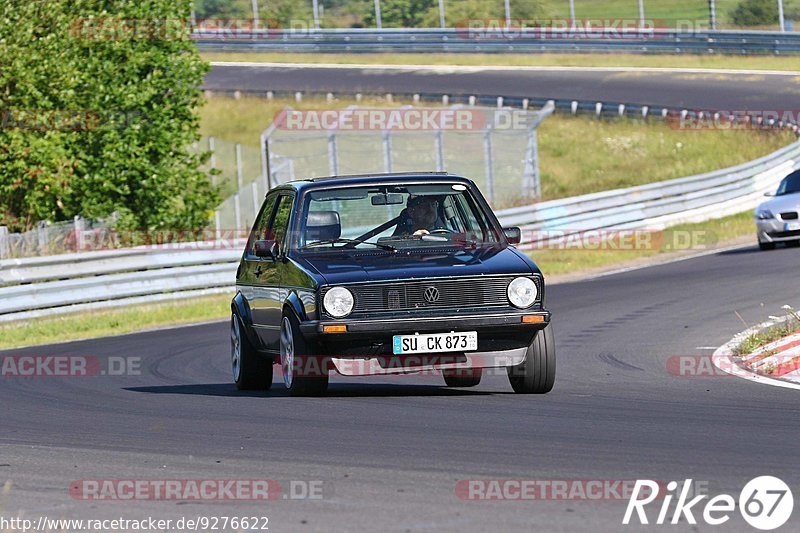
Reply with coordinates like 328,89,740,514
231,291,260,348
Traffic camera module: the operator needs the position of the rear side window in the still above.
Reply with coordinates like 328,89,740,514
246,194,278,255
271,195,294,254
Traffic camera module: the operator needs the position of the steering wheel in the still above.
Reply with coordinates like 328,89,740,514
430,228,455,234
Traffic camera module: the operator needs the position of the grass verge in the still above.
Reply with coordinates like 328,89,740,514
0,294,232,350
529,210,756,276
202,52,800,72
733,306,800,356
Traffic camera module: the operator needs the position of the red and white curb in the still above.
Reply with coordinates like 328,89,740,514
713,316,800,391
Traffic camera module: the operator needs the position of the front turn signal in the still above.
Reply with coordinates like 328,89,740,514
521,315,545,324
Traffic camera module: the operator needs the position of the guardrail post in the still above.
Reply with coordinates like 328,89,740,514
251,181,260,227
251,0,260,30
0,226,9,259
382,131,393,173
522,129,540,198
434,129,445,171
260,131,272,191
374,0,382,29
234,194,242,233
73,216,84,252
214,211,221,242
483,129,494,205
37,221,49,254
235,143,244,189
328,132,339,176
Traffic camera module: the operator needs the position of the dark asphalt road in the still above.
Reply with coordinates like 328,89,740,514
2,244,799,531
204,64,800,111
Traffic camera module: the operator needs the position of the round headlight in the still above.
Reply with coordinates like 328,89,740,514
323,287,354,318
507,277,538,309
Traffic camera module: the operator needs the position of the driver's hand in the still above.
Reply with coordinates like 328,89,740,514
413,229,430,236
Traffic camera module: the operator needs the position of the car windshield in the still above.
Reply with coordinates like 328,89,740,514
776,170,800,196
297,183,501,251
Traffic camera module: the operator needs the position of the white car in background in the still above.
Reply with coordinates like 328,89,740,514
756,169,800,250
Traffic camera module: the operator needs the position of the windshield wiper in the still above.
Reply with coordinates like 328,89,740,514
302,238,397,251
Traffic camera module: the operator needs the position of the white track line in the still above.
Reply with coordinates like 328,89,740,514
210,61,800,77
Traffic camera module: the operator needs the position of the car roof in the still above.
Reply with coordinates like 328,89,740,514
274,172,474,193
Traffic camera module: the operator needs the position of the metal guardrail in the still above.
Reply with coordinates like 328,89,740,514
0,245,243,323
194,28,800,55
498,139,800,249
2,138,798,322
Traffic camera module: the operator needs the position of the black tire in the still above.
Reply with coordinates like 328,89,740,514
281,312,328,397
231,314,273,391
443,367,482,388
507,324,556,394
759,241,776,251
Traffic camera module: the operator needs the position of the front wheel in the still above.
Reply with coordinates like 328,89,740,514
231,314,273,391
281,313,328,396
759,241,776,251
507,324,556,394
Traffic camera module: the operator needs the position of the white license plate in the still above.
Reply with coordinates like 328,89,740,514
785,222,800,231
392,331,478,355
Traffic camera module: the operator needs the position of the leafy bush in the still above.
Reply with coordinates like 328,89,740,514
0,0,218,232
731,0,779,26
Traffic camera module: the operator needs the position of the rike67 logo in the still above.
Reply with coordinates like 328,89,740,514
623,477,793,530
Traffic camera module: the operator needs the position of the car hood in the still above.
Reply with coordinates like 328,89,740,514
297,246,536,285
757,192,800,213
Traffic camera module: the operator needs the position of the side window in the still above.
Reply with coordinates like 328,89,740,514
271,195,294,254
247,194,278,255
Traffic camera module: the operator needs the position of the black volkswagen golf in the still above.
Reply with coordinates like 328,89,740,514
231,172,554,396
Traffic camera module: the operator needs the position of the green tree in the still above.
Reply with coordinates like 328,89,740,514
0,0,218,232
731,0,779,26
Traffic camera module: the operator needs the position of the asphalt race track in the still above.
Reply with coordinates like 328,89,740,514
204,63,800,111
2,244,799,531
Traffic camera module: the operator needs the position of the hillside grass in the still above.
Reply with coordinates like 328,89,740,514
199,95,795,201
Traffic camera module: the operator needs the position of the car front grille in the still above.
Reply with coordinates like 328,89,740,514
770,229,800,239
780,212,799,220
320,276,541,317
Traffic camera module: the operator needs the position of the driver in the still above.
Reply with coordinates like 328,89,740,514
393,195,445,236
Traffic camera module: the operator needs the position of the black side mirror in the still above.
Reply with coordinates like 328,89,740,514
503,227,521,245
254,239,278,259
764,191,775,197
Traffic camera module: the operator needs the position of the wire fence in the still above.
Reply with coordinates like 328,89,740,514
190,0,800,31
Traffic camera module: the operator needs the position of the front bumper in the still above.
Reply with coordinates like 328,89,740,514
756,219,800,243
300,310,551,338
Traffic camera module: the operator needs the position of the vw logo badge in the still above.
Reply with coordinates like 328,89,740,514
423,286,440,303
